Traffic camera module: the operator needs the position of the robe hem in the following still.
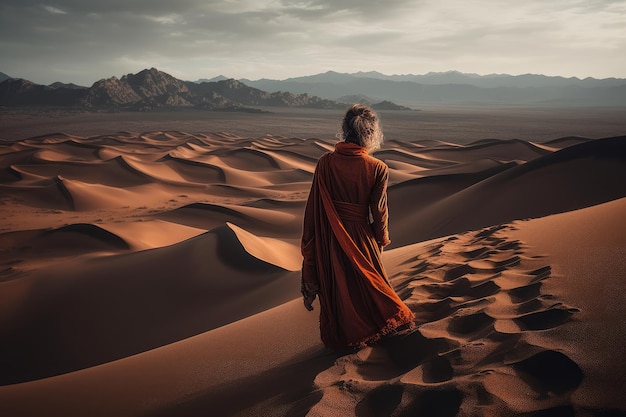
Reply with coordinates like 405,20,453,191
344,309,415,350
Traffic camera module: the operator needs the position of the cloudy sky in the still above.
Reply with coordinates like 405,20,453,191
1,0,625,86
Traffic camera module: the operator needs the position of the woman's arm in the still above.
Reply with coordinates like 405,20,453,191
370,162,391,248
301,162,320,284
301,163,321,310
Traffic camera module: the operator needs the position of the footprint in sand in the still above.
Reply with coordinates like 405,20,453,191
309,224,581,417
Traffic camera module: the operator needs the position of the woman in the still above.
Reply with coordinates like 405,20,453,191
301,104,415,350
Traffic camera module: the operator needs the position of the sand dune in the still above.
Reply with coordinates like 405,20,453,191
157,201,304,238
0,223,300,386
0,129,624,416
414,137,553,163
389,136,626,247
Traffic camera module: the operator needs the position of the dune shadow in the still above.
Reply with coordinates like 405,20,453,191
399,388,464,417
512,350,583,396
146,349,339,417
377,329,454,372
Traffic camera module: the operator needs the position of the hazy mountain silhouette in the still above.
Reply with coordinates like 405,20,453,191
194,75,230,83
0,78,86,106
240,70,626,106
49,82,87,90
349,70,625,88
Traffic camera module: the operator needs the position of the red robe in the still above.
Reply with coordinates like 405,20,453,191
301,141,415,349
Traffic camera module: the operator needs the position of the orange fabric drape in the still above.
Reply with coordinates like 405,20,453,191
302,142,414,349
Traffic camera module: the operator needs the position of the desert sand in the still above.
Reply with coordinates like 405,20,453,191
0,108,625,416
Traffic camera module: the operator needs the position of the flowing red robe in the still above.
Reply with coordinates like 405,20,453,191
301,141,415,349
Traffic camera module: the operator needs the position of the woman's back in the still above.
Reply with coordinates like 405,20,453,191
321,142,387,207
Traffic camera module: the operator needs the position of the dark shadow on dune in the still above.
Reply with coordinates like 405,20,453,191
412,298,456,323
576,409,626,417
513,350,583,396
444,264,476,281
44,223,130,250
212,224,280,272
447,311,494,338
146,349,340,417
377,329,454,372
509,282,543,303
243,197,307,209
423,355,454,383
158,155,227,183
54,175,76,209
399,388,464,417
356,384,404,417
0,223,131,261
519,405,576,417
514,308,574,331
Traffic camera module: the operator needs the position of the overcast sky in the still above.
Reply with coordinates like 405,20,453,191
1,0,625,86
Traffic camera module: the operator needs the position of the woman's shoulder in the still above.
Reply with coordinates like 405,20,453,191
363,153,389,171
315,151,333,171
318,151,332,163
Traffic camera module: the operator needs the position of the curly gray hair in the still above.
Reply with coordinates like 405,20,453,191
338,104,384,152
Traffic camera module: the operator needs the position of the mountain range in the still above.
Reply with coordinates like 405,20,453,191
0,68,361,112
1,69,625,110
239,70,626,107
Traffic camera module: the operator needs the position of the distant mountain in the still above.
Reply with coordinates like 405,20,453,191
49,82,87,89
335,94,413,110
0,78,87,106
194,75,229,83
0,72,12,83
336,94,382,105
187,78,342,109
79,68,193,108
240,70,626,107
351,70,626,89
304,70,626,89
371,101,413,111
0,68,354,111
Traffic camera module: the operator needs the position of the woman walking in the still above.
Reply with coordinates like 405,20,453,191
301,104,414,350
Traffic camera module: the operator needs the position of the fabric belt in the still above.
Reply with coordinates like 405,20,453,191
334,200,369,223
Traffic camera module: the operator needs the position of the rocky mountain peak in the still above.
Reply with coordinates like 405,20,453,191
122,68,189,97
0,68,354,110
221,79,245,89
83,77,142,106
4,78,37,90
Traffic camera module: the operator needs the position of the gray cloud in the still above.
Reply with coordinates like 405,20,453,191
278,0,416,20
1,0,203,14
1,0,624,85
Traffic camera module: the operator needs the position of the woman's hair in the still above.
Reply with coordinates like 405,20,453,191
338,104,384,152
